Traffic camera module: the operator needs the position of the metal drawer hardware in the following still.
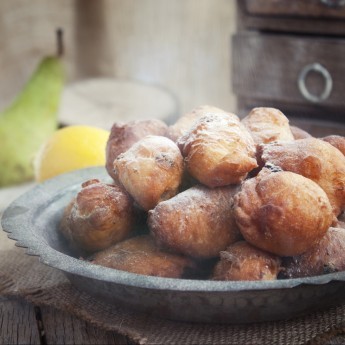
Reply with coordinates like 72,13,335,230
298,63,333,103
320,0,345,7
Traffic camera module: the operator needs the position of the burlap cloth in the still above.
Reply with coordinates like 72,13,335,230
2,247,345,345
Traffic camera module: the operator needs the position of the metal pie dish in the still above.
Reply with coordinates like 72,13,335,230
2,166,345,324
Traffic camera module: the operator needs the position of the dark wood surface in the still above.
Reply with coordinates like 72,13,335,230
237,0,345,35
0,297,133,345
0,297,40,345
244,0,345,19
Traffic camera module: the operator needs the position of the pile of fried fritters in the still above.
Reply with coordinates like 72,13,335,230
60,106,345,281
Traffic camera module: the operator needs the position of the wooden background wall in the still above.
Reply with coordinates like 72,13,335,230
0,0,236,120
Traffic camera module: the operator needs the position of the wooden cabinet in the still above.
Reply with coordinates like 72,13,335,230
233,0,345,130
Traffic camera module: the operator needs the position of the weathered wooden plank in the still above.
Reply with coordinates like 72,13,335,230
237,0,345,36
244,0,345,19
0,297,40,345
40,306,131,345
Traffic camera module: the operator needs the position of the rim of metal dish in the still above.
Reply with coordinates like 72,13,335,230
2,166,345,292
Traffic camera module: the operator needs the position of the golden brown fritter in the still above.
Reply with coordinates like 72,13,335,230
281,228,345,278
212,241,281,281
177,112,257,187
113,135,184,211
321,135,345,156
290,125,312,140
60,179,135,254
88,235,198,278
166,105,225,142
233,168,333,257
106,119,168,180
241,107,294,145
148,184,242,259
259,138,345,216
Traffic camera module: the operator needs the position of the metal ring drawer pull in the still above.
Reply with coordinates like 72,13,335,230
298,63,333,103
320,0,345,7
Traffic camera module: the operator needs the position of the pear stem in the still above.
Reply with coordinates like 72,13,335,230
56,28,64,57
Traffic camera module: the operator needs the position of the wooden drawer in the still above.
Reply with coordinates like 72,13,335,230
238,0,345,35
244,0,345,19
232,32,345,113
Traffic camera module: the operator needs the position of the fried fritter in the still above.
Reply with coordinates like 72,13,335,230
88,235,198,278
281,228,345,278
60,179,135,254
241,107,294,145
212,241,281,281
233,168,333,256
321,135,345,156
148,184,241,259
166,105,226,142
113,135,184,211
106,119,168,180
178,111,257,187
258,138,345,216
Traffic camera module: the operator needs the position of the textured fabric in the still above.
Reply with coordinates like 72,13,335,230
1,247,345,345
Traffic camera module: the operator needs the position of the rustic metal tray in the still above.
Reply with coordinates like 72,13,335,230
2,167,345,324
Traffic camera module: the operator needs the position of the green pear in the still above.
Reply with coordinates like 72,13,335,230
0,55,64,187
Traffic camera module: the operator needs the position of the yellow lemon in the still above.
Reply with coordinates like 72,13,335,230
34,125,110,182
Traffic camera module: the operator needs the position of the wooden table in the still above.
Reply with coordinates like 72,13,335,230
2,297,345,345
0,296,135,345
